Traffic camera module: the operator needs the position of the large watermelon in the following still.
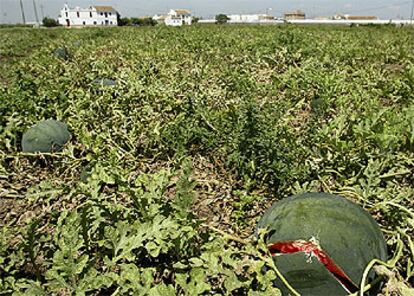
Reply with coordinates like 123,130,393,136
22,119,71,153
257,192,387,296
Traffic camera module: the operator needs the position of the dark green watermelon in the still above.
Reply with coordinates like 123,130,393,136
54,47,70,60
257,192,387,296
92,78,117,87
22,119,71,153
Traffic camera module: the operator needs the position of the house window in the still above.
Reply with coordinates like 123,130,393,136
77,11,80,18
65,12,68,17
110,21,112,24
109,12,111,16
104,12,108,17
94,21,97,25
83,21,86,25
100,12,103,16
90,11,92,18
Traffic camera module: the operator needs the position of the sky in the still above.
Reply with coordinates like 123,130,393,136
0,0,413,23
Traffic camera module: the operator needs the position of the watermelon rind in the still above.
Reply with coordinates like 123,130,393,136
257,192,388,295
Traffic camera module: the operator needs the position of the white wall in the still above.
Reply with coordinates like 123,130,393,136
225,14,280,24
228,14,269,23
287,19,414,25
198,19,216,24
165,17,183,26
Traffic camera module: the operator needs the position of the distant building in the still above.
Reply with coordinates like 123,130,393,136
227,14,275,23
260,15,276,21
58,4,118,27
345,15,378,20
164,9,192,26
334,14,378,20
284,10,306,20
153,14,167,24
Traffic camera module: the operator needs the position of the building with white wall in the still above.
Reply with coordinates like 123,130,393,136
333,14,378,20
284,10,306,20
227,14,275,23
164,9,192,26
58,4,118,27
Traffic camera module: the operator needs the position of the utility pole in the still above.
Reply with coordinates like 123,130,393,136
410,0,414,24
33,0,40,24
19,0,26,24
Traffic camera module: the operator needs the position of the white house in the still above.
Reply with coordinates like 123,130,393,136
58,5,118,27
164,9,192,26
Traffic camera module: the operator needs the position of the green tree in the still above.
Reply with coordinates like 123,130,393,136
130,17,140,26
215,14,229,24
42,17,59,27
117,13,130,26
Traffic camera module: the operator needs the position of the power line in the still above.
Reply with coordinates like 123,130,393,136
19,0,26,24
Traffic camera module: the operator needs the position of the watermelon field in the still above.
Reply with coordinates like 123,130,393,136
0,25,413,295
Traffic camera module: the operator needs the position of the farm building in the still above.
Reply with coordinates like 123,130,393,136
153,14,167,24
58,4,118,27
164,9,192,26
227,14,275,23
284,10,306,20
333,14,378,20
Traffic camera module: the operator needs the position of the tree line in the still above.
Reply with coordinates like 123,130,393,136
117,16,158,26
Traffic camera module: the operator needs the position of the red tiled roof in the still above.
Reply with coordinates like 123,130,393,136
174,9,191,15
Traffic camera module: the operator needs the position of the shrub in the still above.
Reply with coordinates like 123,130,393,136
215,14,230,24
42,17,59,27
